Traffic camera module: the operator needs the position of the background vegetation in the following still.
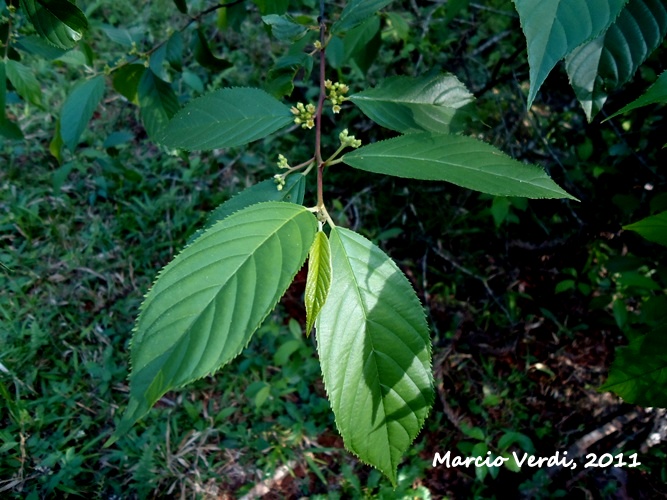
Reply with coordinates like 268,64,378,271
2,0,666,497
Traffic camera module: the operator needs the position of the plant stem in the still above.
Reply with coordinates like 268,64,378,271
315,1,326,210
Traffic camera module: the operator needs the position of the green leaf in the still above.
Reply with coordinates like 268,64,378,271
157,88,293,151
607,69,667,120
623,210,667,246
6,60,43,107
600,326,667,407
15,34,68,59
262,14,308,41
565,0,667,120
113,64,146,104
343,133,576,199
513,0,628,107
343,16,381,75
188,174,307,244
316,227,433,485
332,0,394,33
60,75,105,151
194,27,230,71
305,230,332,335
165,31,183,71
138,69,179,139
253,0,289,15
20,0,88,49
349,74,474,134
0,61,24,140
115,202,318,438
173,0,187,13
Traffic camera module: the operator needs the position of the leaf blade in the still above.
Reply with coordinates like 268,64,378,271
20,0,88,49
343,133,576,199
607,69,667,120
305,230,332,335
138,69,179,139
6,60,43,107
60,75,106,151
623,210,667,247
316,227,433,485
117,202,318,436
332,0,394,33
513,0,628,107
157,88,293,151
349,73,474,134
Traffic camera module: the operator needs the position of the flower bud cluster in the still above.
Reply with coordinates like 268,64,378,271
277,154,290,169
325,80,349,114
273,174,286,191
290,102,316,129
339,129,361,149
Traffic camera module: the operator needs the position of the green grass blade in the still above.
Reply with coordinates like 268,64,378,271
316,227,433,485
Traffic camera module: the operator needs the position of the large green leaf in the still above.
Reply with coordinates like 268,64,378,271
600,326,667,407
157,88,293,151
349,74,474,134
262,14,308,41
138,69,179,139
316,227,433,485
513,0,628,107
343,16,381,75
112,64,145,104
305,230,331,335
114,202,318,439
607,70,667,120
20,0,88,49
188,174,307,244
0,61,24,140
60,75,105,151
6,60,43,107
343,133,576,199
332,0,394,33
565,0,667,120
623,211,667,247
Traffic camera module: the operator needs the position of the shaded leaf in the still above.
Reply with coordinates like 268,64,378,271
316,227,433,485
173,0,187,14
6,59,43,107
194,27,230,71
349,73,474,134
343,133,576,199
157,87,293,151
262,14,308,41
623,210,667,246
138,69,179,139
15,34,68,59
253,0,289,15
305,230,331,335
601,326,667,407
332,0,394,33
607,69,667,120
513,0,628,107
113,64,146,104
20,0,88,49
565,0,667,120
165,31,184,71
114,202,318,439
343,16,381,75
0,61,24,140
60,75,105,151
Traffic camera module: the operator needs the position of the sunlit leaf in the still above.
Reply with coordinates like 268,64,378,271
157,87,293,151
513,0,628,107
349,73,474,134
20,0,88,49
565,0,667,120
60,75,105,151
343,133,576,199
305,230,331,335
113,202,318,440
623,210,667,247
316,227,433,485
